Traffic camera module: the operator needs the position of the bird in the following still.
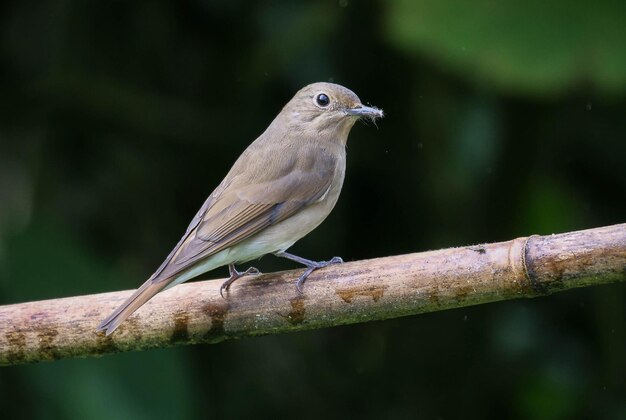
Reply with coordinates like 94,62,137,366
96,82,383,335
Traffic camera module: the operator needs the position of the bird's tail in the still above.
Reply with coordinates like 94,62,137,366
96,278,169,336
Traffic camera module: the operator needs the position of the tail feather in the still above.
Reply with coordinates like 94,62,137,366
97,279,169,336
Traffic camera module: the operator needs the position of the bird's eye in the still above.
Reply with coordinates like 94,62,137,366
316,93,330,107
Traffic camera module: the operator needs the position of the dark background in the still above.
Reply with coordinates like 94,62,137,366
1,1,625,419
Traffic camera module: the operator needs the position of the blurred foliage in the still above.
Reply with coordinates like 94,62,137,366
0,0,625,419
388,0,626,95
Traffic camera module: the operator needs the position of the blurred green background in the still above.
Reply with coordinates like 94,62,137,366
1,0,625,418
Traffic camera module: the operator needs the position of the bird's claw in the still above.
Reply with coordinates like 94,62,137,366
245,267,261,276
295,256,344,294
219,284,228,299
220,265,262,298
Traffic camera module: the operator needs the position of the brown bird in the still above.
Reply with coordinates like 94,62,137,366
96,82,383,335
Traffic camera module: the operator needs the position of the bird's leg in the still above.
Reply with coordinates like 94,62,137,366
220,263,261,298
274,251,343,293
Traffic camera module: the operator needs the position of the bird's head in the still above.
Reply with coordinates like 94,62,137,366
280,82,383,142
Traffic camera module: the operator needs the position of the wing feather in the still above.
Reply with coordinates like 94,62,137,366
149,154,336,283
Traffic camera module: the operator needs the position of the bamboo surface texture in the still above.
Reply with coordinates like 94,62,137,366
1,223,624,366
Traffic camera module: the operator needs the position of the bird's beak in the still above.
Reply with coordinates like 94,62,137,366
346,104,384,119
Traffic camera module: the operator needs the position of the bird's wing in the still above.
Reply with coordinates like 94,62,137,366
148,157,336,283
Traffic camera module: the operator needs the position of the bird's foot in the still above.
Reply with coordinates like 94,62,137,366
274,252,343,293
220,264,261,298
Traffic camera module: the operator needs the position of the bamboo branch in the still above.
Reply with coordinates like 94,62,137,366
1,223,624,366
